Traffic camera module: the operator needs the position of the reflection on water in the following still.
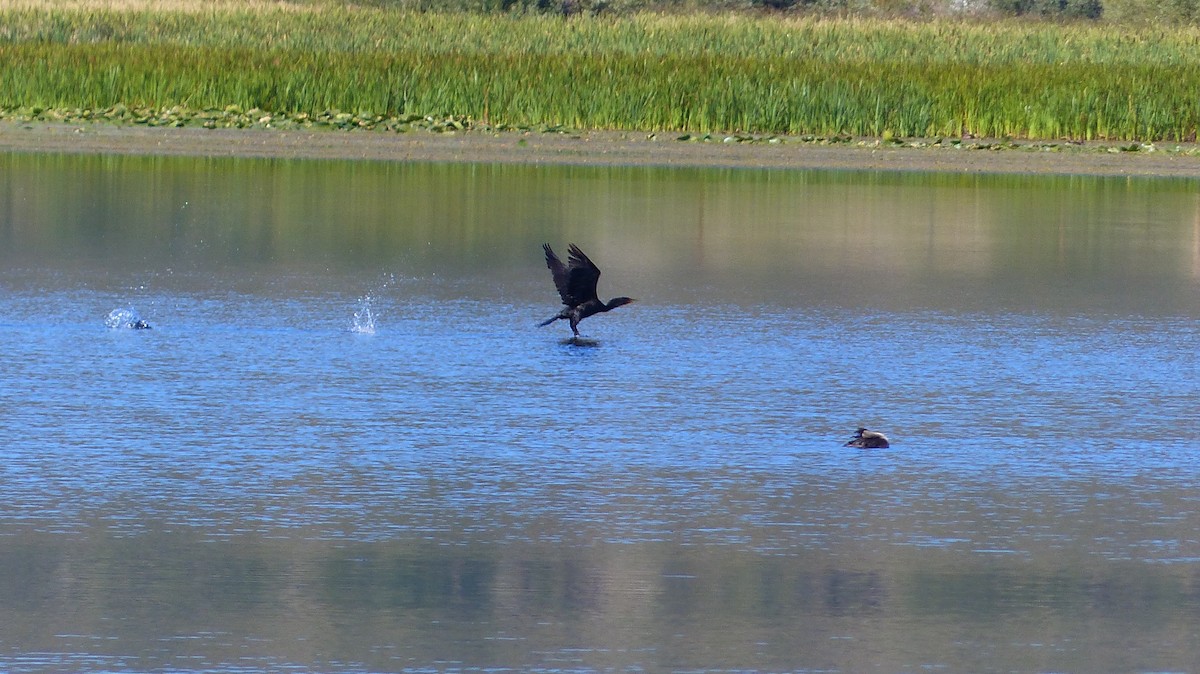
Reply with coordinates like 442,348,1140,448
1,152,1200,673
5,152,1200,315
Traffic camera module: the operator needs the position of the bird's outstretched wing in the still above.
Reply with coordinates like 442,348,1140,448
566,244,601,304
544,243,602,306
544,244,574,305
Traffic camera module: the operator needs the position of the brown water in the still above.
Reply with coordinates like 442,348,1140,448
2,152,1200,673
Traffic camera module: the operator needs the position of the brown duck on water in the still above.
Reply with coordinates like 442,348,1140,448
539,243,635,337
845,427,890,448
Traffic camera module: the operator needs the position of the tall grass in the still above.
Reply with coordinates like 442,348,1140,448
2,4,1200,140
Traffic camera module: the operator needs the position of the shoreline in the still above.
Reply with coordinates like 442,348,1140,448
2,121,1200,177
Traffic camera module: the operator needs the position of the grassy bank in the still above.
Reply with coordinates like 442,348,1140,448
2,2,1200,141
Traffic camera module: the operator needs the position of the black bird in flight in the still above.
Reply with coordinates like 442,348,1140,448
539,243,635,337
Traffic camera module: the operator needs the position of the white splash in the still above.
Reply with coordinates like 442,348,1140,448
105,307,139,329
350,296,376,334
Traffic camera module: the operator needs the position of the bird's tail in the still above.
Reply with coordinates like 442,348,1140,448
538,315,560,327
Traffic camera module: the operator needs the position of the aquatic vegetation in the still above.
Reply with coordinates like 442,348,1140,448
1,5,1199,141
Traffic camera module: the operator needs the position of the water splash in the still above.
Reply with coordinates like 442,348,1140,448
105,308,151,330
350,296,376,334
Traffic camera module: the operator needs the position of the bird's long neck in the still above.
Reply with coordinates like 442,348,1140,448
602,297,632,311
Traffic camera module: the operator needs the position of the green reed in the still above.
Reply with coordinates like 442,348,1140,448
2,5,1200,140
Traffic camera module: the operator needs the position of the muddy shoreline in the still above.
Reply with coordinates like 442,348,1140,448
2,120,1200,177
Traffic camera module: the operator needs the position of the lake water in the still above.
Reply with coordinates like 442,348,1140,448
2,151,1200,673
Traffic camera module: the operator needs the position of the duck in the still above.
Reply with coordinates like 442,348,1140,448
845,427,889,448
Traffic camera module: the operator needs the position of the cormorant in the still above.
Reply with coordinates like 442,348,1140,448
539,243,635,337
845,427,889,448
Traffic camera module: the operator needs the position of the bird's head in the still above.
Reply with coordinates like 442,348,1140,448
606,297,636,310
